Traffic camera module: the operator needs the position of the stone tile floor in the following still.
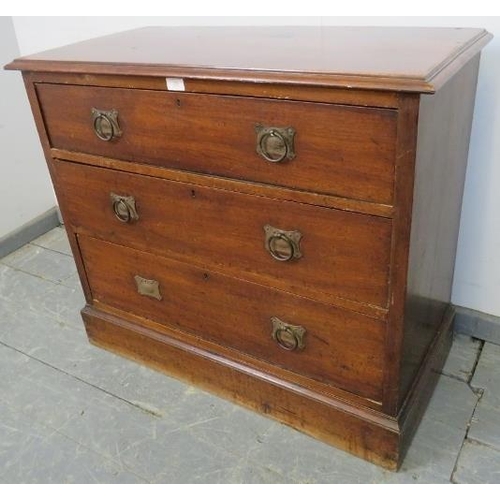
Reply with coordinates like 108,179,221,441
1,226,499,483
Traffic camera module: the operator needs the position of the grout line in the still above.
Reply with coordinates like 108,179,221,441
449,399,481,483
439,335,484,384
0,396,151,484
57,276,80,290
468,337,485,387
1,335,291,483
186,419,293,482
439,372,470,383
0,259,77,288
463,436,500,453
0,260,70,285
30,242,73,258
449,339,485,482
0,336,288,483
8,402,151,483
0,339,164,419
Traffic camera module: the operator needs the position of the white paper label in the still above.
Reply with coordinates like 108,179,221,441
166,78,185,91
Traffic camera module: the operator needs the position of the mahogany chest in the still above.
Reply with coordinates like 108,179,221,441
6,26,492,470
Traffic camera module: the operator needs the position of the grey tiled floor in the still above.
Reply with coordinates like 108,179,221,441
1,227,500,483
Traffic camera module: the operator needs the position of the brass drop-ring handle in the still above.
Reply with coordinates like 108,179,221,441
110,193,139,223
264,224,303,262
271,317,306,351
259,130,287,163
91,108,122,141
255,124,296,163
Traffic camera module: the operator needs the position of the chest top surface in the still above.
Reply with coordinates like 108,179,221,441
5,26,491,93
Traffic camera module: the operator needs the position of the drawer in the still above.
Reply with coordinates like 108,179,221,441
79,235,386,401
38,84,397,204
54,160,392,309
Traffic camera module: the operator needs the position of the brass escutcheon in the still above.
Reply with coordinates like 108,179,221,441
134,275,162,301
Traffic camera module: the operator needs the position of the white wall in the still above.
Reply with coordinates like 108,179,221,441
0,16,55,238
9,16,500,317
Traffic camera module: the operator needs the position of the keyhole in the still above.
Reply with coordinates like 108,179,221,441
203,273,209,281
176,98,181,107
190,189,196,198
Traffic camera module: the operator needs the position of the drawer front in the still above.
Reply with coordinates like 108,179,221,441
54,160,392,308
79,235,385,401
38,83,397,204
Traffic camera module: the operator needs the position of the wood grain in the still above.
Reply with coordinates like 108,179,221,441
398,55,481,404
93,300,384,411
382,94,420,415
50,150,395,219
54,160,392,311
23,71,400,109
79,235,387,401
6,26,492,93
37,83,397,204
82,305,400,469
20,74,94,303
81,294,454,469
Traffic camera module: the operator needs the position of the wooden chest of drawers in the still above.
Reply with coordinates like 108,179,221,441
6,26,492,470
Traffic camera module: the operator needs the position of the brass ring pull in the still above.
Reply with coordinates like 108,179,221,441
93,113,114,141
110,193,139,223
255,124,296,163
264,224,303,262
91,108,122,141
271,317,306,351
259,130,288,163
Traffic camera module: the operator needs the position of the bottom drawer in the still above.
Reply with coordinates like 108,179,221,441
78,235,386,401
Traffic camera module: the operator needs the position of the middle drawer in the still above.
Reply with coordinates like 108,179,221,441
54,160,392,309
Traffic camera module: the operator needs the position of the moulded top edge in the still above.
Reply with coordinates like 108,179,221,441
5,26,493,94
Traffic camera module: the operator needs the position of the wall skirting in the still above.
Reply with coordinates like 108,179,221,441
454,305,500,346
0,207,60,259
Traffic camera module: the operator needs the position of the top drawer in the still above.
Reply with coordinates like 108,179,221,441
37,84,397,204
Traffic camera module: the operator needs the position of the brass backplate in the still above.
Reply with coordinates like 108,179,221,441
110,193,139,223
255,124,296,162
91,108,122,141
271,316,306,351
134,275,162,301
264,224,303,261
